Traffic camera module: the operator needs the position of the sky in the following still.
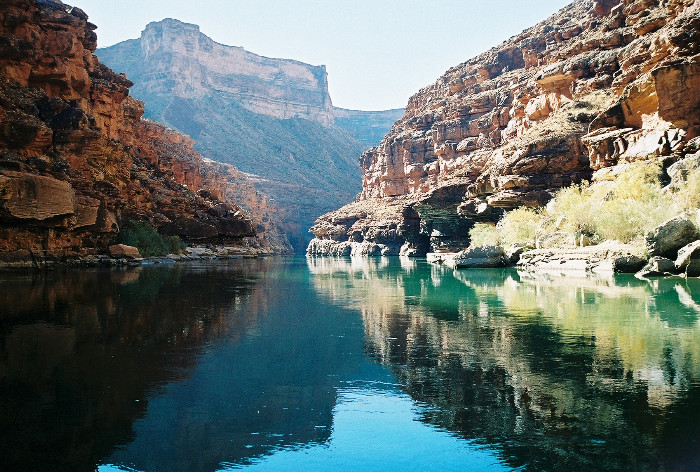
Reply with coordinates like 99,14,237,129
73,0,572,111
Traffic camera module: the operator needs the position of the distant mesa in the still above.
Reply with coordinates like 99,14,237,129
97,19,403,252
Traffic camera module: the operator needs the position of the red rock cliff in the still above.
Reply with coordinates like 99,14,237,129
0,0,290,264
309,0,700,256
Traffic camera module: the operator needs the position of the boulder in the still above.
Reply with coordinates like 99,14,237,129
108,244,141,259
675,240,700,273
0,171,76,222
635,256,676,278
687,259,700,278
645,216,700,259
675,240,700,269
452,246,508,269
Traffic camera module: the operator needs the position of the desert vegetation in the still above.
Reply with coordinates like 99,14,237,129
118,220,186,257
469,161,700,249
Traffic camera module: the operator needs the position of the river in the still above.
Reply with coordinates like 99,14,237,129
1,257,699,471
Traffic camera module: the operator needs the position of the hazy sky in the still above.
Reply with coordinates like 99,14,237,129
73,0,572,111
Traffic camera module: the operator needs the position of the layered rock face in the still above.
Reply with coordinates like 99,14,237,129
103,19,335,126
97,20,398,252
0,0,290,265
310,0,700,255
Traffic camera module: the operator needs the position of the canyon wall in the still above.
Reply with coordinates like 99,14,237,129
97,20,398,252
309,0,700,256
333,107,405,148
0,0,291,266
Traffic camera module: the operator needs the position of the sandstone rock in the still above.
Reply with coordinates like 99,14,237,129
72,196,100,229
0,171,76,222
645,216,700,259
452,246,508,269
612,255,647,273
636,256,676,278
675,240,700,271
108,244,141,259
306,238,353,257
161,218,219,241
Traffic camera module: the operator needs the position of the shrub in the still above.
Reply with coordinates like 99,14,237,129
468,223,500,247
468,207,543,248
164,235,186,255
675,166,700,212
497,206,543,247
546,162,673,244
118,220,186,257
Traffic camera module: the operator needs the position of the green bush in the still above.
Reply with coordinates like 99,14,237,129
468,223,500,247
497,207,543,247
469,161,700,250
545,162,676,244
468,207,543,248
164,234,186,255
118,220,186,257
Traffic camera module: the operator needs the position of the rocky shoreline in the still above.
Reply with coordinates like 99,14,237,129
0,244,274,270
308,212,700,280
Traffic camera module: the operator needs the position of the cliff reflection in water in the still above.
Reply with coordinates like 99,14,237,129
0,261,268,472
307,257,700,471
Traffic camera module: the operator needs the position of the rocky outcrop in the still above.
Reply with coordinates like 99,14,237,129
310,0,700,256
516,242,648,274
97,20,400,252
446,246,508,268
0,0,290,265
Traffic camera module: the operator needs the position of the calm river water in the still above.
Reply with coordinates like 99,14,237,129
1,257,700,471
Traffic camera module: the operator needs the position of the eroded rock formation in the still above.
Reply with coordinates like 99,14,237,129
97,19,400,252
310,0,700,256
0,0,291,265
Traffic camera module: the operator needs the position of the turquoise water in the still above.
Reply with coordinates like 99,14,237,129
1,257,699,471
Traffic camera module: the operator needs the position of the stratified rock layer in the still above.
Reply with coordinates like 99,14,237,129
310,0,700,255
0,0,291,265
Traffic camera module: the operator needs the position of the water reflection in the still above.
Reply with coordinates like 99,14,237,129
0,261,266,472
307,257,700,471
4,257,700,471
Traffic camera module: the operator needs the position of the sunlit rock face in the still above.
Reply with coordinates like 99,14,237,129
310,0,700,255
116,19,336,126
0,0,291,264
307,258,700,470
